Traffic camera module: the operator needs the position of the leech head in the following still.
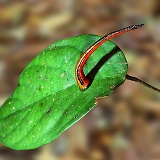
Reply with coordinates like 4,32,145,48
131,24,144,30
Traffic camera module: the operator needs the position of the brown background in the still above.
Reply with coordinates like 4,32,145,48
0,0,160,160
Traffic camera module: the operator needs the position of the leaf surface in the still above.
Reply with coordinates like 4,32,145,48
0,34,128,149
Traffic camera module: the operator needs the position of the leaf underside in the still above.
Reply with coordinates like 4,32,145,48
0,34,128,150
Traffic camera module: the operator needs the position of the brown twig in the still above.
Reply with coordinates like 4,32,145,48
126,74,160,93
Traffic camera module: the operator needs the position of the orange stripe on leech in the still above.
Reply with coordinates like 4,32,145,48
81,28,133,62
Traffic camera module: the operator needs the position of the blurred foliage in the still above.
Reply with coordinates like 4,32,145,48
0,0,160,159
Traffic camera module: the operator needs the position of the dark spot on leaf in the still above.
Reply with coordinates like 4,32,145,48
39,86,44,91
47,108,51,114
63,111,68,114
39,103,43,107
36,70,39,73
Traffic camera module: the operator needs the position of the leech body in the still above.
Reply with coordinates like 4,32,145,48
75,24,144,90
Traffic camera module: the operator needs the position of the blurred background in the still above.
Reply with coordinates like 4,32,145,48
0,0,160,159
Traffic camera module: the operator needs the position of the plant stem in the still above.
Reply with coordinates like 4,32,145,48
126,74,160,93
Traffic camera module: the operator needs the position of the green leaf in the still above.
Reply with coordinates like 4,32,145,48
0,34,128,150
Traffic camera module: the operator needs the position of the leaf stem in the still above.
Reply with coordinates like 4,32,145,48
126,74,160,93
